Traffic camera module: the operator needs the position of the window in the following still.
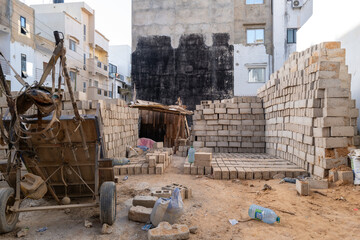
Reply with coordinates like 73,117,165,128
104,65,108,71
117,86,121,94
83,25,86,41
89,79,92,87
20,16,26,35
69,39,76,52
104,90,108,97
109,91,113,98
21,54,27,78
69,71,76,82
247,29,264,44
94,80,99,87
83,54,86,65
246,0,264,4
119,74,125,81
83,82,86,93
97,61,102,68
248,68,265,83
97,89,102,95
287,28,297,44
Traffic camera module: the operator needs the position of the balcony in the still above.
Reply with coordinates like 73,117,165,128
87,58,108,77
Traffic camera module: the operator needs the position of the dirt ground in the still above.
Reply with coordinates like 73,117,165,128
1,156,360,240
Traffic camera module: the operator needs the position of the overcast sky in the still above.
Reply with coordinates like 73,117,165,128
20,0,132,47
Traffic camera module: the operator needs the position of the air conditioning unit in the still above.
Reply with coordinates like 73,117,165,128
292,0,304,8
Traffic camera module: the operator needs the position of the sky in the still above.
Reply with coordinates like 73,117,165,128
20,0,132,47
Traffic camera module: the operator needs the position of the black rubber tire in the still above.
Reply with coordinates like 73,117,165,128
0,188,19,234
99,181,116,225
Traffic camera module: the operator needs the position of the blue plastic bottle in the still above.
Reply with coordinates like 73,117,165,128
248,204,280,224
188,147,195,163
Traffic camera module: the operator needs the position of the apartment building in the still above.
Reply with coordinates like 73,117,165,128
109,45,132,100
31,1,111,99
132,0,311,111
0,0,36,92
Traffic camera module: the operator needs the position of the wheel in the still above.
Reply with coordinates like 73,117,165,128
0,188,19,233
99,181,116,225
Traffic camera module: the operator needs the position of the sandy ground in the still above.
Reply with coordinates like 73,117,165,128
1,156,360,240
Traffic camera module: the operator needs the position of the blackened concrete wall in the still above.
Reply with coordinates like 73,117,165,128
132,33,234,113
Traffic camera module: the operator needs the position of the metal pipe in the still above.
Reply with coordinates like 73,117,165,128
14,203,98,213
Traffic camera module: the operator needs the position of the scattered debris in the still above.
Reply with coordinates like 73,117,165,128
189,226,198,234
36,227,48,233
232,179,241,184
151,189,172,198
84,220,92,228
101,223,113,234
148,222,190,240
273,173,285,179
16,227,29,238
262,184,272,191
283,178,297,184
229,219,239,226
151,198,170,227
276,209,296,216
313,190,327,197
123,176,129,181
308,179,329,189
335,196,346,201
142,224,152,231
249,184,254,187
64,208,71,214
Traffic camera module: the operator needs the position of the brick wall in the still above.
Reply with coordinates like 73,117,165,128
192,96,265,153
257,42,359,178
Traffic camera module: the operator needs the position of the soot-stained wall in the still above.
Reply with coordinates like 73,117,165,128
132,33,234,115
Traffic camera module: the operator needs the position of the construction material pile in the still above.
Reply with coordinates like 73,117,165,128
192,97,265,153
257,42,359,178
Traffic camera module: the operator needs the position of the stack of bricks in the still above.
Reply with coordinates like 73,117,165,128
0,91,139,159
257,42,359,178
184,152,213,176
114,150,173,176
192,97,265,153
175,138,190,157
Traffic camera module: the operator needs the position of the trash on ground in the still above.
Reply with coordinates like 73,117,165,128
113,158,130,166
248,204,280,224
101,223,113,234
84,220,92,228
123,176,129,181
162,188,184,224
142,224,152,231
16,227,29,238
189,226,198,234
229,219,239,225
36,227,48,232
150,198,171,227
283,178,296,184
262,184,272,191
349,150,360,185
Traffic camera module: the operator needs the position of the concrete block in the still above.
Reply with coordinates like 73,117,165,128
151,189,172,198
133,196,158,208
149,156,156,168
154,142,164,149
203,109,215,114
194,152,212,161
308,179,329,189
338,171,354,184
296,180,309,196
329,169,338,182
128,206,152,223
331,126,355,137
156,164,164,174
148,222,190,240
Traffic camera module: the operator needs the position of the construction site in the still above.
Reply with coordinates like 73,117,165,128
0,0,360,239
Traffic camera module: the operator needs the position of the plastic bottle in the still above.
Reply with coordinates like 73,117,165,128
248,204,280,224
188,146,196,163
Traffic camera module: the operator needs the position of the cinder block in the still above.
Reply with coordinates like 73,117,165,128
133,196,158,208
296,180,309,196
308,179,329,189
338,171,354,184
128,206,152,223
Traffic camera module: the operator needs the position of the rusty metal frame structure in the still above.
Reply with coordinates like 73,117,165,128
0,31,113,217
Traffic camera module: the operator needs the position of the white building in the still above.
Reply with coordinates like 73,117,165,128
109,45,131,100
31,1,111,99
0,0,36,92
297,0,360,129
234,0,311,96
